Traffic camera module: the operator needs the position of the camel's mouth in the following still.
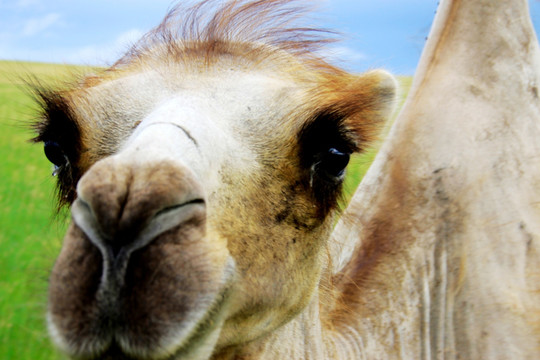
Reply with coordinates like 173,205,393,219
88,281,233,360
47,214,236,360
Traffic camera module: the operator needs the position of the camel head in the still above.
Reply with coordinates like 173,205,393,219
32,1,396,358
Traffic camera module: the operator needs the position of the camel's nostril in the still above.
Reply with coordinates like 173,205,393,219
70,159,207,284
72,196,207,263
155,198,205,217
134,198,206,250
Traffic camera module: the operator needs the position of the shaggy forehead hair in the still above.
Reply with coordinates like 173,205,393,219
111,0,341,73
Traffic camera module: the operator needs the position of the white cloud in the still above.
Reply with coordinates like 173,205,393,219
0,25,146,65
63,28,145,65
320,45,368,70
327,46,367,61
16,0,42,8
22,13,61,37
114,29,146,48
312,45,369,72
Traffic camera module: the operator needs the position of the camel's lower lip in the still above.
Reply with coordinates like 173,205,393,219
49,270,235,360
97,284,234,360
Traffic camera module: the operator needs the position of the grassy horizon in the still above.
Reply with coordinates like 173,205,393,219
0,60,411,359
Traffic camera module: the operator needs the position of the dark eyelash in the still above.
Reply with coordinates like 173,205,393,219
298,109,357,214
31,87,82,211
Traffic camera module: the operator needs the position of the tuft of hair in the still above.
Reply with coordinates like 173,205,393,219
111,0,339,72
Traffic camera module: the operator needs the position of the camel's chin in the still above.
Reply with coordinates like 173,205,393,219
48,284,233,360
47,222,235,360
49,289,231,360
119,285,233,360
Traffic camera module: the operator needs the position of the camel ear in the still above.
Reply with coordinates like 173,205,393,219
324,70,398,150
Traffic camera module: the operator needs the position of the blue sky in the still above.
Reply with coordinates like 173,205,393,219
1,0,540,75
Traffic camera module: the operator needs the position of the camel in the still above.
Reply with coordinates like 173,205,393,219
31,0,540,359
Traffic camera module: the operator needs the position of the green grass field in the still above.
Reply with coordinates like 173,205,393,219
0,61,91,360
0,60,410,359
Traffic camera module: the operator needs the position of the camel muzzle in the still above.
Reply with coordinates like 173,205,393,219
71,158,206,292
46,153,234,359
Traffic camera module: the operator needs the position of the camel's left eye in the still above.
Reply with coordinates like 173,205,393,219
44,140,68,169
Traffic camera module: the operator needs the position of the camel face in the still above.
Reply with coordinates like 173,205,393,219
35,4,397,358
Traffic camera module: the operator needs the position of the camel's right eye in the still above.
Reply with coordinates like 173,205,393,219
44,140,68,169
315,147,351,181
